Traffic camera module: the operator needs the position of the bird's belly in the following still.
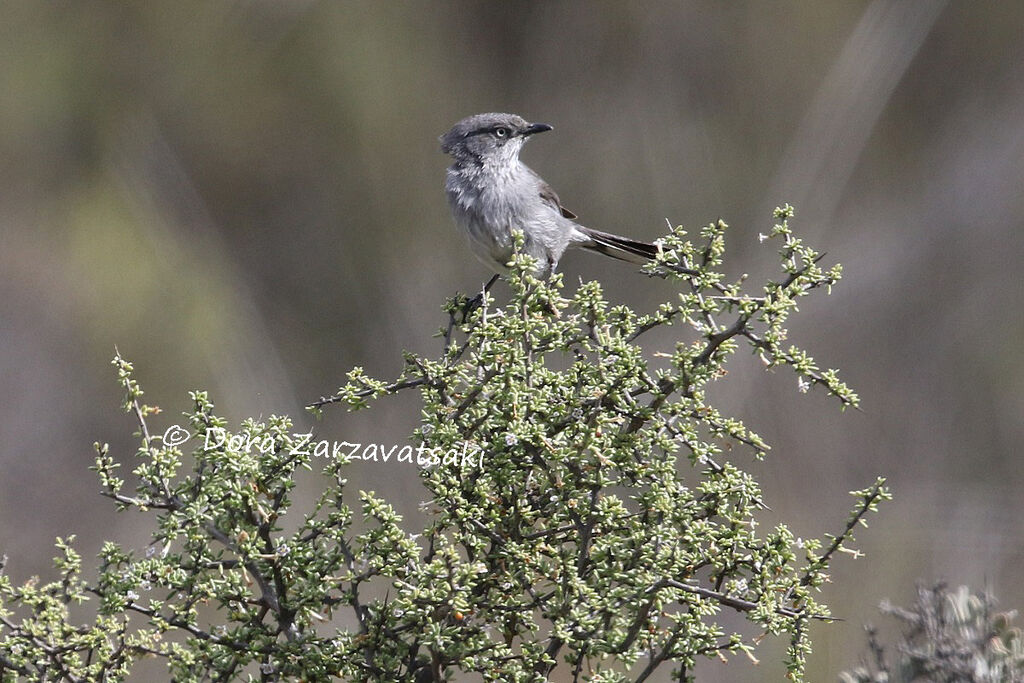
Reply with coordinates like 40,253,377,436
448,189,559,276
458,212,514,272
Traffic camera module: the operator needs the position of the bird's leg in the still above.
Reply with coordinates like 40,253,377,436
458,273,499,322
463,274,500,319
443,274,500,354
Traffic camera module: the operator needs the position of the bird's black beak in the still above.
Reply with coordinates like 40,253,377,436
522,122,553,137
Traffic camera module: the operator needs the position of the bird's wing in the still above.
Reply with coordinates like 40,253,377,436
526,166,578,220
523,164,662,267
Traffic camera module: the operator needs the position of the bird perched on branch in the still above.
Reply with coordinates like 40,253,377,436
440,112,659,279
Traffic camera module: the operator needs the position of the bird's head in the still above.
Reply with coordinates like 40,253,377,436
439,112,552,165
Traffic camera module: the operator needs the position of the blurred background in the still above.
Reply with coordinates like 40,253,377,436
1,1,1022,680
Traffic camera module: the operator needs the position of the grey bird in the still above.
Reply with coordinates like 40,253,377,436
440,113,659,279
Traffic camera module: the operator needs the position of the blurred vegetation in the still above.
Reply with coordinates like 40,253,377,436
841,584,1024,682
1,2,1022,681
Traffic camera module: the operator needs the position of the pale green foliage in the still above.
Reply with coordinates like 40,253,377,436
0,209,888,681
841,584,1024,683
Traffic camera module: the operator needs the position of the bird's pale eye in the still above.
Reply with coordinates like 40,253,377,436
494,127,510,138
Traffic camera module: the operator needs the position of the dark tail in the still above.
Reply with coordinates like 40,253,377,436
579,227,658,265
